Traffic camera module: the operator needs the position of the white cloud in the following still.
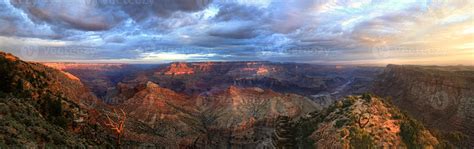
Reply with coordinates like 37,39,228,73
140,52,216,61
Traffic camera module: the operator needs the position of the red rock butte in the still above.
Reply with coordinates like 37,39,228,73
164,62,195,75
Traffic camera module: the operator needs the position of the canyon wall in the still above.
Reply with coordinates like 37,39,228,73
373,64,474,146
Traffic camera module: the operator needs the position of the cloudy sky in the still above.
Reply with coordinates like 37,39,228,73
0,0,472,65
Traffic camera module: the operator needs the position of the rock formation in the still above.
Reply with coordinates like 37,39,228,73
373,64,474,147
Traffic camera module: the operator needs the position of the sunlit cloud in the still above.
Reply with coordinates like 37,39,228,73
140,52,216,61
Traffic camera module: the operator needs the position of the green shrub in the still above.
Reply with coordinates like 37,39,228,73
362,93,372,103
400,119,424,148
53,117,68,128
294,111,327,148
342,98,355,109
349,127,375,149
335,118,350,128
49,99,63,117
391,112,402,119
296,122,316,148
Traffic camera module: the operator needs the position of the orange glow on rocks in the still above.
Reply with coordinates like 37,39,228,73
165,62,195,75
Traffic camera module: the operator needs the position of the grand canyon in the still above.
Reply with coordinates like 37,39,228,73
1,0,473,148
1,51,473,148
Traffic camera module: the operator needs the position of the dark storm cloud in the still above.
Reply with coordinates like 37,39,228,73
137,12,201,33
208,23,258,39
116,0,213,21
206,3,268,39
8,0,213,32
0,1,67,39
10,0,126,31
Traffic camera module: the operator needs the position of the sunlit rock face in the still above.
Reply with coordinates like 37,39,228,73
43,63,126,71
293,96,439,148
162,61,275,76
373,64,474,146
164,62,195,75
190,86,321,147
0,52,112,146
117,81,191,126
42,63,149,99
228,64,275,77
195,86,321,122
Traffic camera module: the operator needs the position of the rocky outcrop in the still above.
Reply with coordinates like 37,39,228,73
292,95,440,148
110,83,321,147
196,86,321,124
189,86,321,148
164,62,195,75
273,116,297,148
373,64,474,147
118,81,191,126
0,52,112,147
0,52,102,109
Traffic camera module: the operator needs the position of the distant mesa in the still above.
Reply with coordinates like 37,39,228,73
164,62,195,75
161,61,276,76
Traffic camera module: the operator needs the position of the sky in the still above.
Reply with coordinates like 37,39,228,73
0,0,472,65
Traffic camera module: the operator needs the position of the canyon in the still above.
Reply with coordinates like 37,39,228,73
1,51,473,148
373,64,474,147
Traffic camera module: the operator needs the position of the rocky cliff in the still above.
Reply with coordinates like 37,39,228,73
373,64,474,147
108,82,321,147
164,62,195,75
288,95,440,148
0,52,113,147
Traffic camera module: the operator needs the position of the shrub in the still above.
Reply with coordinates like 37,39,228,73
296,124,315,148
294,112,325,148
342,98,355,109
399,119,424,148
53,117,68,128
391,113,402,119
362,93,372,103
49,99,63,117
0,91,6,98
349,127,375,149
335,118,350,128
